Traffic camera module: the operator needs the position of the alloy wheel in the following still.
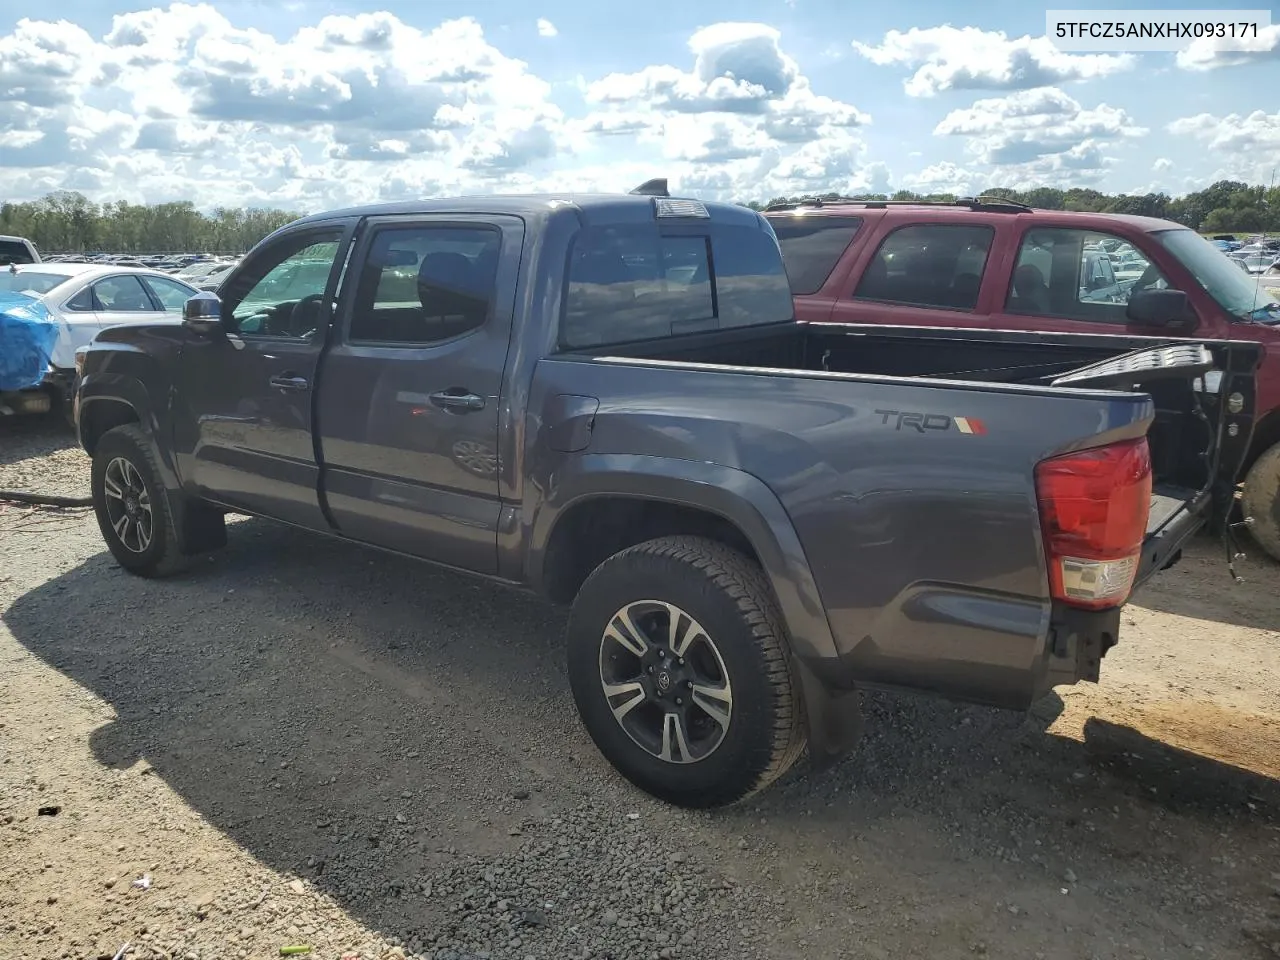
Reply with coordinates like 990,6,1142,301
597,600,734,764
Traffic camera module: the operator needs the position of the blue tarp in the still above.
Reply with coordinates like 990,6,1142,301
0,291,57,392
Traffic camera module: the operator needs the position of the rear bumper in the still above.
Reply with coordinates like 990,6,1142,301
1040,603,1121,694
796,596,1125,771
0,367,75,419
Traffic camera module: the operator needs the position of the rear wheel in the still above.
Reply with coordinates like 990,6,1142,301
567,536,806,808
1241,442,1280,563
91,425,188,577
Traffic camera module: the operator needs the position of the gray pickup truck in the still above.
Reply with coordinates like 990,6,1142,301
74,186,1261,808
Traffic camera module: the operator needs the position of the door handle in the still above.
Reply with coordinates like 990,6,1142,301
269,375,309,392
429,390,486,412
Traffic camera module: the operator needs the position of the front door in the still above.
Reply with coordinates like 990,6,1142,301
987,225,1186,337
175,222,355,530
315,214,523,574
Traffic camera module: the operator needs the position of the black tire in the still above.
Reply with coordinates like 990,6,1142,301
91,424,188,577
1241,442,1280,563
567,536,807,808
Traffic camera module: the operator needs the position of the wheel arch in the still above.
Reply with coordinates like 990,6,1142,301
529,455,838,666
533,455,863,770
78,397,141,456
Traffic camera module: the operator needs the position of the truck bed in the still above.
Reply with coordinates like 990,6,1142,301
587,320,1233,500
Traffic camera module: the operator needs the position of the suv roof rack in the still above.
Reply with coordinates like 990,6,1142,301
763,195,1033,214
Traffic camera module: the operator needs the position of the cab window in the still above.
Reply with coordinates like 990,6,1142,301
220,231,343,339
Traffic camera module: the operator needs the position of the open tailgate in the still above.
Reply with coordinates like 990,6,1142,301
1049,340,1262,586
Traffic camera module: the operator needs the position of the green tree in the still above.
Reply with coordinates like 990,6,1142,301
0,192,301,254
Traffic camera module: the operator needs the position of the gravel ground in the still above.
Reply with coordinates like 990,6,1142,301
2,416,1279,960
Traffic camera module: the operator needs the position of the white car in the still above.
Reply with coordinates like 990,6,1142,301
0,263,199,419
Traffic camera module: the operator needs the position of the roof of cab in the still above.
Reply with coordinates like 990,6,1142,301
289,192,762,229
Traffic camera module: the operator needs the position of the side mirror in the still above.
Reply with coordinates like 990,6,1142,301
1126,288,1196,329
182,292,225,335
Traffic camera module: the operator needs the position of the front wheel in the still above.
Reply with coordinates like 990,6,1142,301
91,424,188,577
567,536,807,808
1241,443,1280,563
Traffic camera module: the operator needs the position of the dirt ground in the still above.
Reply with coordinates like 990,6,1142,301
1,417,1278,960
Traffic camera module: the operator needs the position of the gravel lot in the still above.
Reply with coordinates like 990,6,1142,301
2,417,1278,960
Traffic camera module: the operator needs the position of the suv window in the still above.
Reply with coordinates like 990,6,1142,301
853,224,993,311
560,220,793,349
770,216,862,295
93,275,158,312
348,225,501,345
222,232,343,338
1007,229,1171,323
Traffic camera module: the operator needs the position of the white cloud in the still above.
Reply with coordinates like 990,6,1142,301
579,21,871,198
0,8,884,208
536,18,558,38
1166,111,1280,185
899,161,978,196
1168,110,1280,152
0,5,567,210
1153,157,1174,172
934,88,1143,181
852,25,1133,97
1176,24,1280,70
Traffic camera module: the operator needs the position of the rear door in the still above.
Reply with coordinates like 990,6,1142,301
88,274,165,329
51,274,162,368
827,220,1004,330
139,274,201,321
315,214,524,574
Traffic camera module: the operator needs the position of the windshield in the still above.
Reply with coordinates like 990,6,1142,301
0,271,73,296
1156,229,1280,322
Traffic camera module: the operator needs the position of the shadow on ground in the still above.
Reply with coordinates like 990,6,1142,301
1127,532,1280,631
0,415,76,467
4,516,1278,954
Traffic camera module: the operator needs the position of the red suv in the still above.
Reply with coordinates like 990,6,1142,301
765,198,1280,563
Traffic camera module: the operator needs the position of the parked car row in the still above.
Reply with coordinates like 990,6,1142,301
1,239,249,418
0,262,202,419
1209,235,1280,275
41,252,244,290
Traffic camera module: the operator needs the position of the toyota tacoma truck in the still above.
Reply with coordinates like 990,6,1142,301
74,184,1261,808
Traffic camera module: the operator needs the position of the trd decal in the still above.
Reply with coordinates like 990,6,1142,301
874,409,987,435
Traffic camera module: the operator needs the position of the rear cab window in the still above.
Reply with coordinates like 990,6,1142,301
559,216,794,350
769,215,863,295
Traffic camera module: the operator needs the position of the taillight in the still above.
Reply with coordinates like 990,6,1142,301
1034,438,1152,610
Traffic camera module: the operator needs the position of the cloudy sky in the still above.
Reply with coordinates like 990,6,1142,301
1,0,1277,212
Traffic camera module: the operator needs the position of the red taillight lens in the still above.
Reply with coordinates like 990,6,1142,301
1034,438,1152,610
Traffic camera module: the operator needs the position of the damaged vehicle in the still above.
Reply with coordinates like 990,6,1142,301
75,185,1260,807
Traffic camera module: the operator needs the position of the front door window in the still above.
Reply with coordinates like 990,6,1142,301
221,233,343,339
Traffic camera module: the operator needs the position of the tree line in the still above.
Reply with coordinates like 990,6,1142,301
3,179,1277,255
0,191,301,254
748,179,1280,234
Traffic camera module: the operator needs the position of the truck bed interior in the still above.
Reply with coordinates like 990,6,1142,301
581,320,1238,540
